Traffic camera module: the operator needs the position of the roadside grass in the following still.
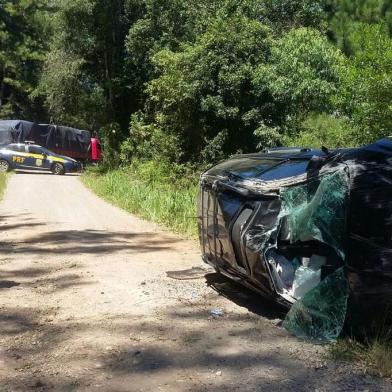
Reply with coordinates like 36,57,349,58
0,172,9,200
82,161,199,238
329,328,392,377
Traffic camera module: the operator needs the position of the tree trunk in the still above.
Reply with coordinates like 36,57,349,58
104,49,114,114
0,65,5,109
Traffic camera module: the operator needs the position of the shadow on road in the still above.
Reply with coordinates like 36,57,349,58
0,222,44,231
0,302,307,392
0,229,180,256
0,280,20,289
205,272,286,320
0,265,94,296
1,298,372,392
14,170,80,176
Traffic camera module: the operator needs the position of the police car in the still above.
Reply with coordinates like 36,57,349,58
0,143,80,175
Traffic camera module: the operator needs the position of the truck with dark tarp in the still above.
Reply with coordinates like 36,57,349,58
0,120,101,163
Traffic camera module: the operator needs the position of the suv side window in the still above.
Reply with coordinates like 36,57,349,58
29,146,42,155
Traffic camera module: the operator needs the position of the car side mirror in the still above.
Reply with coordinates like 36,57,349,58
42,154,47,160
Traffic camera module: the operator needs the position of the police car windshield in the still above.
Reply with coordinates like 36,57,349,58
38,147,53,155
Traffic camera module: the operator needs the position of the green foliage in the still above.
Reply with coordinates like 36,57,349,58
261,0,327,31
122,112,183,164
143,22,343,162
253,122,281,149
124,0,226,109
326,0,392,53
253,27,344,138
200,130,229,164
338,23,392,144
37,49,105,129
100,122,123,170
0,172,9,199
287,113,358,148
0,0,49,119
145,14,273,162
38,0,138,131
83,161,199,237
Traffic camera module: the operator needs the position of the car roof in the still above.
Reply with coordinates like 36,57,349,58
5,143,41,148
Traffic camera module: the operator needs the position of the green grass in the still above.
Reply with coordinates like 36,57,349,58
82,162,199,238
329,332,392,377
0,173,9,200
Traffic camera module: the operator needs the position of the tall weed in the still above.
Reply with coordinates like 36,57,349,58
329,320,392,377
83,162,199,237
0,173,9,200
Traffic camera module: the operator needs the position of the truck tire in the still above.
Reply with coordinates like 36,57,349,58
0,159,10,173
51,162,65,175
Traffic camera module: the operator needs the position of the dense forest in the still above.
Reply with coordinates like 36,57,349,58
1,0,392,167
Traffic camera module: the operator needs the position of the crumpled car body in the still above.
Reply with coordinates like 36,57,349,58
198,138,392,341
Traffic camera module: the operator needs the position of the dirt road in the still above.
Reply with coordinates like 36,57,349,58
0,172,390,391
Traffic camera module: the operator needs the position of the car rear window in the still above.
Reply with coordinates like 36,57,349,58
207,158,278,179
207,158,309,181
259,160,309,181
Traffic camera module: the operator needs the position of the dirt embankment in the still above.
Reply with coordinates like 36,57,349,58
0,172,390,391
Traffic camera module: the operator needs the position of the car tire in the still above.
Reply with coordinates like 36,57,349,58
51,162,65,175
0,159,10,173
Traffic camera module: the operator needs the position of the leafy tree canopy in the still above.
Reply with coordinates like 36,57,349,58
0,0,49,119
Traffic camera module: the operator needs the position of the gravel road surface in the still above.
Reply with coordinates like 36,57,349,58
0,171,390,391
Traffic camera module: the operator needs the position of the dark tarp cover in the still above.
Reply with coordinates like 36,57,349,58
0,120,90,158
39,124,90,156
0,120,35,144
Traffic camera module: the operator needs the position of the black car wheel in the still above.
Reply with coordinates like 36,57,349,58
0,159,10,173
51,162,65,175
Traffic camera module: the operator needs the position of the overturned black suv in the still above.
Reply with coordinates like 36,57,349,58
198,138,392,341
